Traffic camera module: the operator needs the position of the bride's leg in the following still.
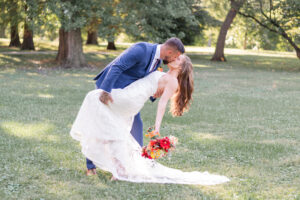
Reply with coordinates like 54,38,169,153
112,157,127,178
104,140,128,178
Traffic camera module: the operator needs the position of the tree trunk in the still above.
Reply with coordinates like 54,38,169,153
56,28,87,68
211,8,238,61
86,30,98,45
65,28,87,68
297,50,300,59
21,22,35,50
9,25,21,47
281,31,300,59
290,43,300,59
208,33,212,47
0,25,6,38
107,41,117,50
243,31,247,50
56,28,68,63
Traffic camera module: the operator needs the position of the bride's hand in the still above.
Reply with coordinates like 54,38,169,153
154,127,160,135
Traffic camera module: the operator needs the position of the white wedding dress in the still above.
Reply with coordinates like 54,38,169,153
70,71,229,185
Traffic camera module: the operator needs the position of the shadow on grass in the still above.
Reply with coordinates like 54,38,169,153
0,45,20,52
0,43,127,53
0,52,117,69
0,54,57,68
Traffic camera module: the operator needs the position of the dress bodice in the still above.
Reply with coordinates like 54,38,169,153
109,71,165,117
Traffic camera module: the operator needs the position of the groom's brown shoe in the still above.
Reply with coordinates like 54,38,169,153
86,168,97,176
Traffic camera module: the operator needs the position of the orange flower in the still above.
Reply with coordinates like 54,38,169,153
145,130,160,139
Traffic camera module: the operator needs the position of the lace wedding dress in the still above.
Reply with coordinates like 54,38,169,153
70,71,229,185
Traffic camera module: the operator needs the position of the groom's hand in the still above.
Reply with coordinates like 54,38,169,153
153,86,164,98
99,91,113,105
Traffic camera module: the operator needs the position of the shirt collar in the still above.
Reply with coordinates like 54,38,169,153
155,44,161,60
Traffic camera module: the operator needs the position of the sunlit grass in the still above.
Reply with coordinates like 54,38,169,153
1,121,57,141
38,93,54,98
186,46,297,58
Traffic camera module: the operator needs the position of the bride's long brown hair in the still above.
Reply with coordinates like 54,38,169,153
170,55,194,116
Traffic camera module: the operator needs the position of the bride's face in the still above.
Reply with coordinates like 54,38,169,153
167,55,185,70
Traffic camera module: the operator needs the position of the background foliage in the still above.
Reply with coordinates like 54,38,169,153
0,0,298,52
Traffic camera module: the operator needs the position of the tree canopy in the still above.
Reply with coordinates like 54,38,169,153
0,0,299,67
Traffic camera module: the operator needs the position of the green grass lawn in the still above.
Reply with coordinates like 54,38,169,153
0,42,300,199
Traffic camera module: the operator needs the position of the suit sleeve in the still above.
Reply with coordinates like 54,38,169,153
99,44,145,93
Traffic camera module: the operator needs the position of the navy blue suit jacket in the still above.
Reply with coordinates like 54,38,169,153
94,42,161,92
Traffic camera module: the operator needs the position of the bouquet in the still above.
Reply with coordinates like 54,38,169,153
141,127,178,159
157,66,163,72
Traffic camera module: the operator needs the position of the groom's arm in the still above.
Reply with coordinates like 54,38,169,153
99,43,145,93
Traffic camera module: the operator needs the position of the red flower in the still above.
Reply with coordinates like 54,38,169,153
159,137,171,151
141,147,152,159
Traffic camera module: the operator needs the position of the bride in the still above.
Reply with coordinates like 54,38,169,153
70,54,229,185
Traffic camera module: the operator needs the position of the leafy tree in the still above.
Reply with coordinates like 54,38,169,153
20,0,54,50
211,0,246,61
86,17,100,45
48,0,102,67
224,16,257,49
85,4,102,45
21,0,39,50
6,0,22,47
1,0,48,49
97,0,122,50
0,0,8,38
169,2,208,45
121,0,202,44
238,0,300,59
34,1,60,41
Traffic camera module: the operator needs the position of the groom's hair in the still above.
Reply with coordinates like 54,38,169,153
164,37,185,54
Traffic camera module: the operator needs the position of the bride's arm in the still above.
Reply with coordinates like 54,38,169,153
154,77,178,133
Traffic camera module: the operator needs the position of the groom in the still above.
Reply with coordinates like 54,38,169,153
86,37,185,175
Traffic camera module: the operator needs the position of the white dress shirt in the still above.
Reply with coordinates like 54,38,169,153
148,44,161,72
